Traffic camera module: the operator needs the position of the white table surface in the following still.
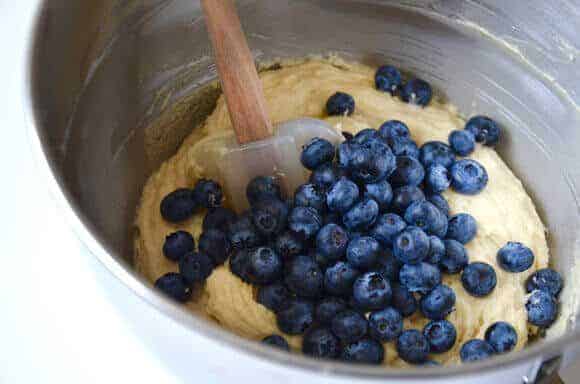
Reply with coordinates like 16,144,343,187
0,1,578,383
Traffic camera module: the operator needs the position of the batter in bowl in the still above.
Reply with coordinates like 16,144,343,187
134,57,549,366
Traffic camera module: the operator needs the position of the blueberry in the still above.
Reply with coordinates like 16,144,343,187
274,231,304,261
154,272,192,302
331,310,368,343
192,179,222,208
294,183,326,213
337,141,354,169
346,236,380,270
246,176,282,205
427,236,446,265
341,338,384,364
390,156,425,188
497,242,535,273
396,329,430,364
245,247,283,285
203,207,237,231
324,261,360,296
461,262,497,297
422,360,441,367
285,255,323,298
404,201,448,238
375,65,403,94
163,231,195,261
391,283,418,317
229,249,251,282
420,284,456,320
227,214,261,250
179,252,214,285
526,268,563,297
288,206,322,240
347,141,396,184
276,298,315,335
423,320,456,354
199,229,230,265
326,92,355,116
326,177,360,213
428,194,450,217
250,198,289,238
343,198,379,231
425,165,451,194
526,290,558,327
449,130,476,156
447,213,477,244
309,163,346,190
465,116,501,147
363,180,393,212
371,213,407,246
369,307,403,342
440,240,469,274
301,138,335,171
352,128,381,144
160,188,198,222
450,159,488,195
352,272,392,311
391,186,426,215
302,328,341,359
374,249,399,281
378,120,411,145
393,227,430,265
460,339,495,363
419,141,455,169
257,282,291,313
390,137,420,158
262,335,290,351
400,262,442,294
316,223,349,262
315,297,348,325
485,322,518,354
401,78,433,106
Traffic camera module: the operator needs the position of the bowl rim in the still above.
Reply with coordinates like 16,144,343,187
24,0,580,380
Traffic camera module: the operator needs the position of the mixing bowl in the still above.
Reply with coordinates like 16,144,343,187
27,0,580,382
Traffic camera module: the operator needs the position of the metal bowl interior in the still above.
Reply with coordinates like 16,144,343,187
28,0,580,380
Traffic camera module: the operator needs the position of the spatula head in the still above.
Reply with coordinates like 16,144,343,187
193,118,343,212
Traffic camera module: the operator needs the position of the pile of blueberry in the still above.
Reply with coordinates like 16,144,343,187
154,66,562,366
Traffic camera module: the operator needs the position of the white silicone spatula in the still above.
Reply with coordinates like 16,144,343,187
195,0,343,211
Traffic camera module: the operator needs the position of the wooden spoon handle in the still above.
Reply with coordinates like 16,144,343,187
201,0,273,144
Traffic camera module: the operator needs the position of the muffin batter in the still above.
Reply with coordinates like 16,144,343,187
134,58,549,366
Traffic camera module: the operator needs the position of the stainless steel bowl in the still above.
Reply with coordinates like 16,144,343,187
27,0,580,382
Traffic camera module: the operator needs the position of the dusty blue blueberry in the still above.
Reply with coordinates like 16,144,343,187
294,183,327,212
262,335,290,351
461,262,497,297
526,290,558,328
450,159,488,195
276,298,315,335
179,251,214,285
396,329,430,364
425,165,451,194
449,130,476,156
331,310,369,343
316,223,349,263
371,213,407,246
343,197,379,231
390,156,425,187
420,284,456,320
309,162,346,190
419,141,456,169
326,177,359,213
391,283,418,317
154,272,192,303
423,320,457,353
246,247,283,285
440,240,469,274
288,206,322,240
401,78,433,106
363,179,393,212
230,249,251,282
246,176,282,205
369,307,404,342
526,268,564,297
460,339,495,363
324,261,360,296
352,128,381,144
393,227,430,265
251,198,289,237
447,213,477,244
400,262,442,294
274,231,304,261
285,255,323,297
390,137,420,158
346,236,381,270
326,92,355,116
160,188,198,223
375,249,401,282
257,282,291,313
341,338,385,364
378,120,411,145
203,207,237,232
352,272,392,311
163,231,195,261
315,297,348,325
404,201,448,238
497,241,535,273
465,116,501,147
301,137,335,170
427,236,446,265
347,140,396,184
302,327,341,359
391,185,426,215
192,179,223,208
375,65,403,94
428,194,450,217
227,213,261,250
199,229,230,265
485,322,518,354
